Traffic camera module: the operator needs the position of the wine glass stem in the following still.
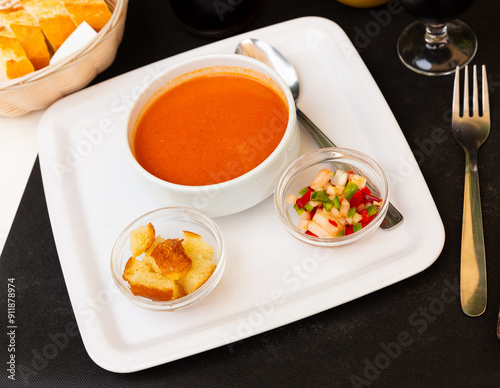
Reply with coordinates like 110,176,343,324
425,23,448,48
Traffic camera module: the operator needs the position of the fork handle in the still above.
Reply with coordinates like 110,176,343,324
296,108,404,230
460,149,487,316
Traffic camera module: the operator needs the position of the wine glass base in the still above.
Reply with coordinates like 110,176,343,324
397,20,477,76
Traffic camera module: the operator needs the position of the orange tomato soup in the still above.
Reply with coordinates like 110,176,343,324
132,70,289,186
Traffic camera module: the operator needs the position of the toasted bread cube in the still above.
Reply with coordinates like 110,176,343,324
150,239,192,281
63,0,111,31
145,236,164,255
179,231,216,294
122,257,185,301
129,223,155,257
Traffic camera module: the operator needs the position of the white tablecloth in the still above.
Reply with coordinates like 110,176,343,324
0,111,41,255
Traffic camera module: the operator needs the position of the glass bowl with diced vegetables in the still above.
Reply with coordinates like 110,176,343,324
274,147,390,247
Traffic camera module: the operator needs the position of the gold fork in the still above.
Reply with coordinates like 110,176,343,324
452,65,490,317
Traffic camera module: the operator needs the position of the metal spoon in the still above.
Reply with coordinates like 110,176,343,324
235,38,403,230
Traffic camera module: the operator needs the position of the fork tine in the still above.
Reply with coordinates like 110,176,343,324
472,65,479,117
453,66,461,119
463,65,469,117
482,65,490,120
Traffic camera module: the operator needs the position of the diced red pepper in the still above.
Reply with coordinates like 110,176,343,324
349,190,363,208
345,225,354,235
361,187,382,203
305,230,318,237
296,189,312,209
359,209,373,227
361,187,371,196
309,207,317,219
329,219,338,227
364,194,382,203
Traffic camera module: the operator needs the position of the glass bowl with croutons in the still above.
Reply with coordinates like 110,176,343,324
110,207,226,311
274,147,390,247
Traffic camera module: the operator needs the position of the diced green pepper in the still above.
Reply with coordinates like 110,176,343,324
294,204,305,215
304,203,314,212
299,187,309,196
366,204,378,216
343,180,358,200
337,230,345,237
311,191,333,211
353,223,362,233
311,191,330,202
333,196,341,210
347,206,357,218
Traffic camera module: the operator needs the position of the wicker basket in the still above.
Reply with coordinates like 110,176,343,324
0,0,128,116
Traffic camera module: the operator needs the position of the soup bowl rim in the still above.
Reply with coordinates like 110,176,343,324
125,53,298,195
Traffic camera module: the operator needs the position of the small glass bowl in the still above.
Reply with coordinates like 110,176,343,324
110,207,226,311
274,147,390,247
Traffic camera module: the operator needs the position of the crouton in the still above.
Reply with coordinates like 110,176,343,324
122,256,185,301
149,239,192,281
179,231,216,294
129,222,155,257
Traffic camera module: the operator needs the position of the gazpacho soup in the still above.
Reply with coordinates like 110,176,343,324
132,66,289,186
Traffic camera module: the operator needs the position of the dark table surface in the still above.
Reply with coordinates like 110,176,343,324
2,0,500,386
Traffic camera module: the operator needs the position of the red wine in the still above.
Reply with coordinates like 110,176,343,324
169,0,261,38
401,0,474,24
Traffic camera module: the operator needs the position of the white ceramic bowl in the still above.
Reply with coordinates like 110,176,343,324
125,53,300,218
274,147,390,247
110,207,226,311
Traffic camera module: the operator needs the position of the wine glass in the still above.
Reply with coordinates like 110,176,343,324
397,0,477,76
168,0,261,38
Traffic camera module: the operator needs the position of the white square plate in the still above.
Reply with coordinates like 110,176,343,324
38,17,445,372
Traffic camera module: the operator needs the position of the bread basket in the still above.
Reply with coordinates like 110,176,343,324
0,0,128,117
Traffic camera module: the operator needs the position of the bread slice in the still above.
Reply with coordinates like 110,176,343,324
179,231,216,294
62,0,111,31
122,256,185,301
0,26,34,81
20,0,77,52
0,7,50,70
129,222,155,257
150,239,192,281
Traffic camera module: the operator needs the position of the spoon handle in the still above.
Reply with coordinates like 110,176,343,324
296,108,404,230
297,109,335,148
